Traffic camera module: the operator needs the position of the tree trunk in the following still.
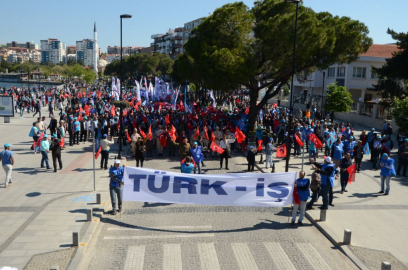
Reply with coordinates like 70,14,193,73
248,86,260,132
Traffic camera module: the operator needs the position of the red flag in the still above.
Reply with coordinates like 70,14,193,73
148,126,152,140
294,134,303,147
77,114,83,122
276,144,287,158
31,141,36,149
134,100,141,110
165,115,170,125
84,105,91,116
210,141,225,154
311,122,315,128
193,127,200,139
347,163,357,184
245,107,249,114
204,126,209,140
235,127,246,143
110,105,116,116
95,146,102,159
210,131,216,142
159,132,167,147
293,187,301,205
309,133,323,149
126,131,131,143
139,128,146,139
36,133,44,148
257,140,263,152
273,103,278,109
59,137,65,147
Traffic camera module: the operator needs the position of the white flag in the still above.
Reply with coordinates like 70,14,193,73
116,78,120,96
136,81,141,101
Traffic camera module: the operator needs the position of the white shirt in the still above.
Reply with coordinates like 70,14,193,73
219,139,235,150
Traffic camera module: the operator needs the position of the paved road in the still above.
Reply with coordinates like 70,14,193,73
86,155,357,270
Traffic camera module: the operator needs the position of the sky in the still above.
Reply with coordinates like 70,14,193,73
1,0,407,53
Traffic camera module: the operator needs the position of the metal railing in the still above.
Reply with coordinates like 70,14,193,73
361,103,373,116
377,105,392,120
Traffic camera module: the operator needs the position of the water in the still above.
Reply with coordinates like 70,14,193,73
0,82,27,89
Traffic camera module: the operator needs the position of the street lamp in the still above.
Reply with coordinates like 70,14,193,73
118,14,132,159
285,0,300,173
321,71,325,111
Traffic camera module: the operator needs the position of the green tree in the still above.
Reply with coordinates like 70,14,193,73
371,29,408,98
83,68,96,83
178,0,372,130
324,83,353,112
391,96,408,133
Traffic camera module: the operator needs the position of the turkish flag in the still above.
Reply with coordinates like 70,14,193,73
273,103,278,108
245,107,249,114
165,115,170,125
139,128,146,139
159,132,167,147
36,133,44,148
204,126,209,140
134,100,141,110
293,187,301,205
235,127,246,143
295,134,303,147
309,133,323,149
126,131,131,143
210,141,225,154
168,125,177,141
110,105,116,116
148,126,152,140
193,127,200,139
59,137,65,147
95,146,101,159
84,105,90,116
257,140,263,152
210,131,216,142
347,163,357,184
77,114,83,122
276,144,287,158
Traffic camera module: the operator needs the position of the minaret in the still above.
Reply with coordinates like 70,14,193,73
93,21,98,75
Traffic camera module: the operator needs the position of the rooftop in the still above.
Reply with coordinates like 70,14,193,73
360,44,398,58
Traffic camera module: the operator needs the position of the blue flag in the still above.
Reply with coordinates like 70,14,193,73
363,142,370,155
327,136,333,149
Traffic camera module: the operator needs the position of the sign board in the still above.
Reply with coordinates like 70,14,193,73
0,96,14,117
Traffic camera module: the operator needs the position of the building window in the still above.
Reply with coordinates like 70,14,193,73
352,67,366,78
337,67,345,78
371,69,379,79
327,67,335,78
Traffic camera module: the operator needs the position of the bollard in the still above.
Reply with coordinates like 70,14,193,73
343,229,352,245
320,209,326,221
86,209,93,222
50,267,59,270
381,262,391,270
73,232,79,246
96,193,101,204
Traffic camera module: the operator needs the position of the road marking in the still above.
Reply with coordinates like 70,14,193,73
297,243,332,270
124,245,145,270
198,243,221,270
108,225,212,231
264,242,296,270
163,244,182,270
231,243,259,270
104,233,214,240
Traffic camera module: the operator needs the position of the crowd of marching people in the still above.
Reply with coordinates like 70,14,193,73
1,82,407,218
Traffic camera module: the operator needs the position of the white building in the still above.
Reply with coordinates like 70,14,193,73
40,39,66,64
291,44,398,107
106,54,128,63
67,54,77,62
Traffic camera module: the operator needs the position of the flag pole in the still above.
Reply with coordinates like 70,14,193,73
301,143,304,171
93,130,96,192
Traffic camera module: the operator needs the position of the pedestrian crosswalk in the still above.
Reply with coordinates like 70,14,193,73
105,225,336,270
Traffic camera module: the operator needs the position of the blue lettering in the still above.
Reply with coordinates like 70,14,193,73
147,175,170,193
267,182,289,198
201,180,228,195
256,178,265,197
173,176,197,194
128,174,147,192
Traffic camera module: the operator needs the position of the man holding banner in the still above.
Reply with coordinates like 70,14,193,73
109,160,125,215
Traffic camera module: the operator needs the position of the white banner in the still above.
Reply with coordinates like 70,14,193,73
123,167,296,207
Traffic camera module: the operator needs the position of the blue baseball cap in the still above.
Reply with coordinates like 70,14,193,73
103,134,108,138
405,138,408,142
193,142,198,145
372,128,375,131
250,146,254,149
52,134,57,138
4,143,11,148
308,125,311,128
349,136,354,139
382,153,388,158
43,134,48,138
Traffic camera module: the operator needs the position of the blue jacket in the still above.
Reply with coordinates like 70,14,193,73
380,158,395,176
190,146,204,163
321,163,336,186
343,141,356,156
109,166,124,187
181,163,194,174
296,178,310,201
332,142,344,160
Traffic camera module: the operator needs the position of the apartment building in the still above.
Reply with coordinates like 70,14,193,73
6,41,38,50
76,39,96,66
40,39,66,64
66,45,76,55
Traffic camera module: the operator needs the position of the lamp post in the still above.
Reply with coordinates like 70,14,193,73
285,0,300,173
321,71,325,111
118,14,132,159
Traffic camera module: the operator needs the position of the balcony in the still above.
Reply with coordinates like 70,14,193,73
174,44,182,49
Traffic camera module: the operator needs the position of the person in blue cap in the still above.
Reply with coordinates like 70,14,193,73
0,143,14,188
40,134,51,169
73,117,80,145
190,141,204,174
379,153,395,195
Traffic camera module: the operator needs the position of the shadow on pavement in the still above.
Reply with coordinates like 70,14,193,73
348,192,380,198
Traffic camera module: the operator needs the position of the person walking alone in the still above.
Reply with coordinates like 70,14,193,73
0,143,14,188
379,153,395,196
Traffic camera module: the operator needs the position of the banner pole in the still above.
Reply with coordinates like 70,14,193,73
288,202,293,223
301,144,304,171
93,130,96,192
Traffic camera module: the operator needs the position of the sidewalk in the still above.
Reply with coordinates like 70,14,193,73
0,109,112,269
265,121,408,269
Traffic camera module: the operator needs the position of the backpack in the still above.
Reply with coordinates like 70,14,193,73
310,171,321,193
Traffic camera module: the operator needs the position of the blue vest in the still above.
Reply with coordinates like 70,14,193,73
321,163,335,186
296,178,310,201
332,142,344,160
380,158,395,176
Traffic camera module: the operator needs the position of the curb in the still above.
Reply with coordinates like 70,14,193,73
251,153,369,270
66,192,111,270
